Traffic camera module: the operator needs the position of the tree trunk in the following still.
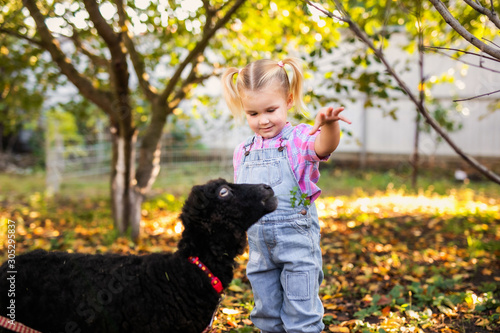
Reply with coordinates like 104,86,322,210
412,16,424,190
110,125,137,237
0,123,3,152
411,114,420,189
128,101,168,240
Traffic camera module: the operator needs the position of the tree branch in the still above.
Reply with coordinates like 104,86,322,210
320,0,500,184
454,88,500,102
159,0,246,105
305,1,345,22
482,37,500,49
82,0,120,52
463,0,500,29
114,0,157,100
0,28,43,46
83,0,131,125
428,0,500,60
170,64,212,110
202,0,215,17
66,21,110,69
426,46,500,74
22,0,113,115
426,46,500,63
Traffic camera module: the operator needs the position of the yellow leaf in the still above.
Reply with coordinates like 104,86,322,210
328,325,350,332
227,319,238,327
421,322,432,329
33,227,44,236
228,285,244,292
222,308,240,315
29,211,40,218
475,318,490,326
324,312,337,319
438,305,456,317
325,303,338,310
242,319,252,325
403,275,420,283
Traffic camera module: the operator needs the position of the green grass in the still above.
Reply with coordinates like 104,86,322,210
0,173,109,199
0,166,498,201
317,167,500,198
0,166,231,200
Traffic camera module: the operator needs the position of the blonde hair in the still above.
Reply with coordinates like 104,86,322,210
221,58,307,119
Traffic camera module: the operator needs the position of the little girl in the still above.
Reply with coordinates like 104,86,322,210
222,58,350,333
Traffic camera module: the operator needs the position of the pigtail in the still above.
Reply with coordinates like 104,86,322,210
282,58,308,115
222,58,308,121
221,67,243,119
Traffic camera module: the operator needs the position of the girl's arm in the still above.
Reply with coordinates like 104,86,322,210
309,106,351,158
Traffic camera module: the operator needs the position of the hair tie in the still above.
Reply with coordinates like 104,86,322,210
277,61,284,68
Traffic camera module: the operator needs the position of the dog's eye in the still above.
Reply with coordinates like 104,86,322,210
219,187,230,198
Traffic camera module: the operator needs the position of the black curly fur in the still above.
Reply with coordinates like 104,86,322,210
0,179,276,333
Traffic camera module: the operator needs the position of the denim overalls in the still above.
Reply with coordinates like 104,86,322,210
236,130,325,333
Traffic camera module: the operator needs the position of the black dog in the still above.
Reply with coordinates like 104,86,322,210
0,179,277,333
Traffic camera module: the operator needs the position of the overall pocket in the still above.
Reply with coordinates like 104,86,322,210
292,217,312,235
240,159,283,187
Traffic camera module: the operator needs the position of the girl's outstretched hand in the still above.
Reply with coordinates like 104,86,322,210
309,106,351,135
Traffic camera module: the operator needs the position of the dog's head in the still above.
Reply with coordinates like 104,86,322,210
181,178,276,231
179,179,277,256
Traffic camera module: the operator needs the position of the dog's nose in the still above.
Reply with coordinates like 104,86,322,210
262,184,272,190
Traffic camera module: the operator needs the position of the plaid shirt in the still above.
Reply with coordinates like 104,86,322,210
233,123,330,202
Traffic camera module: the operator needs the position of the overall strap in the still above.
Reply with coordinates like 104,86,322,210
243,135,255,146
242,136,255,156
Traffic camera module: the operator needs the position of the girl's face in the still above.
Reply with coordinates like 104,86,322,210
241,87,293,139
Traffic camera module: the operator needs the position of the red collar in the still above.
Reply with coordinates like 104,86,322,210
188,256,224,294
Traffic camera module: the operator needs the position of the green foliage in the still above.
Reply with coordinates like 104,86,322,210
0,37,44,136
304,0,497,144
0,0,352,167
46,107,85,145
290,186,311,208
143,192,185,213
0,0,65,137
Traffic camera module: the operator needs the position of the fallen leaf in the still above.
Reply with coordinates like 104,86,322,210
328,325,350,332
227,284,244,292
475,318,490,326
325,303,338,310
381,305,391,316
377,295,392,306
242,319,252,325
221,308,240,315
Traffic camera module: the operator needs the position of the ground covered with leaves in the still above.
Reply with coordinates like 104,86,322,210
1,188,499,332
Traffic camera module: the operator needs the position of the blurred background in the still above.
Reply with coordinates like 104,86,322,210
0,1,499,332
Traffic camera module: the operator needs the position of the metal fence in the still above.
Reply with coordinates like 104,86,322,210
45,136,233,193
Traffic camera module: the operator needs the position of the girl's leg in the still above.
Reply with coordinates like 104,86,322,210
276,218,325,333
247,267,285,332
247,223,286,333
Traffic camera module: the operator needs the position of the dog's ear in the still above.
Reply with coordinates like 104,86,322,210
185,185,210,210
180,185,212,229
